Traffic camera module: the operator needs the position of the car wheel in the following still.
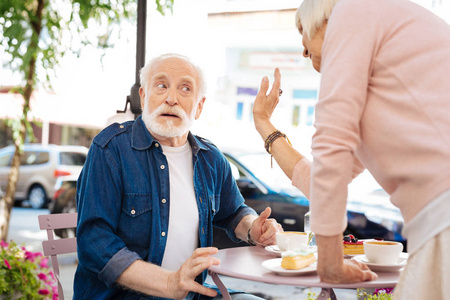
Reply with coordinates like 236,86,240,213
28,185,47,209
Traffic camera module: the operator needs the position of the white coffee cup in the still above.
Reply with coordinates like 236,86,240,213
363,241,403,264
276,231,308,251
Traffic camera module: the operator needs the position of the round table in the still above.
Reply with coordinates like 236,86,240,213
208,246,402,300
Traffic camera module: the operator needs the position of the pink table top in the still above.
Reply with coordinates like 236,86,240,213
209,246,401,289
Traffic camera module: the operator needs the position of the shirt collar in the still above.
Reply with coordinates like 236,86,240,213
131,115,210,155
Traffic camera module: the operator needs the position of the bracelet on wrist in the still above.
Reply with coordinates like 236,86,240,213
247,227,256,246
264,130,291,168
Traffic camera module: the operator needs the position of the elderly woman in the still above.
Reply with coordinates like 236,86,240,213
253,0,450,299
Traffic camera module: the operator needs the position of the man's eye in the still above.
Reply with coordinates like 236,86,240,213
157,84,166,88
181,86,190,92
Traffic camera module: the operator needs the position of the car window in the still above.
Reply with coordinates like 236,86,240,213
0,152,12,167
233,152,304,196
59,152,86,166
20,151,50,165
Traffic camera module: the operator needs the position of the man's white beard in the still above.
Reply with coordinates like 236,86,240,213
142,100,196,138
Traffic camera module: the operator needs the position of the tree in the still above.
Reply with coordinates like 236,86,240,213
0,0,174,241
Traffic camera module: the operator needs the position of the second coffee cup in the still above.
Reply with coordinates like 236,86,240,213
276,231,308,251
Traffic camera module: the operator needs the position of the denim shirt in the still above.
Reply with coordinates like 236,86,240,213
73,116,256,300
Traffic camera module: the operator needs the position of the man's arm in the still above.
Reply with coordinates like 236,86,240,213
116,248,221,299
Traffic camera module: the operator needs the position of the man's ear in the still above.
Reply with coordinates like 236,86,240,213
195,97,206,120
139,87,145,109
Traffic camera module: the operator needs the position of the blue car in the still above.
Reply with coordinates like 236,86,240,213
212,149,406,250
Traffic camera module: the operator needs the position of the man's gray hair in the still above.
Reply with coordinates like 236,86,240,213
139,53,207,102
295,0,340,38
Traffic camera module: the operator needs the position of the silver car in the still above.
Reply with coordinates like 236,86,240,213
0,144,88,209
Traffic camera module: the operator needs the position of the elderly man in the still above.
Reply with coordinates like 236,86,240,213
73,53,281,300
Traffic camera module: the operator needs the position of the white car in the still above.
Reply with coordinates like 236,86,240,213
0,144,88,209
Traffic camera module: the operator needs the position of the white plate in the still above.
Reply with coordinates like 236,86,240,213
265,245,283,257
353,252,409,272
261,258,317,276
265,245,318,257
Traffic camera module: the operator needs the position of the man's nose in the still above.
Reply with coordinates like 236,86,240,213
165,88,178,105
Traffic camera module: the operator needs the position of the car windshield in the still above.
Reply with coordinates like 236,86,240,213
232,152,305,197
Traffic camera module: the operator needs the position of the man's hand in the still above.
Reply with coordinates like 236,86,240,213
167,247,221,299
250,207,283,246
316,234,378,283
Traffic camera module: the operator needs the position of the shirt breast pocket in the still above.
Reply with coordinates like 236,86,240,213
118,193,153,256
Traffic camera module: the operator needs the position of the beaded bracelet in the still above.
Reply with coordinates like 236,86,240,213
264,130,291,167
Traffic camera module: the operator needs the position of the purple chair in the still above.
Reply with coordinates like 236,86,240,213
38,213,77,300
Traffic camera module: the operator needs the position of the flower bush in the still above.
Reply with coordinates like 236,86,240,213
0,240,58,299
357,288,394,300
306,288,393,299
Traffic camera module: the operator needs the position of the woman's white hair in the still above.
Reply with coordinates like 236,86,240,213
295,0,340,38
139,53,207,102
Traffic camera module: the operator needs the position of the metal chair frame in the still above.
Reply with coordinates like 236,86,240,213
38,213,77,300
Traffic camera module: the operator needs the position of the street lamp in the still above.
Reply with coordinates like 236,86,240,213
117,0,146,119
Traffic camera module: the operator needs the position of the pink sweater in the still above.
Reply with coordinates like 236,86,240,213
298,0,450,237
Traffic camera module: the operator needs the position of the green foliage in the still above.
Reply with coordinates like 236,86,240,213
155,0,174,15
0,240,57,299
306,289,393,300
357,288,394,300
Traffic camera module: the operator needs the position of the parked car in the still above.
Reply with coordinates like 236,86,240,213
214,149,406,249
50,148,406,250
0,144,88,209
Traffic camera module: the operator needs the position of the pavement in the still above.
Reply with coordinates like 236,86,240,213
7,207,360,299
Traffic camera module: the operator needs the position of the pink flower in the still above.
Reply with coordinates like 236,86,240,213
40,257,49,268
38,289,50,295
38,272,48,281
374,288,394,295
0,240,8,248
52,285,59,300
4,259,11,269
25,251,36,261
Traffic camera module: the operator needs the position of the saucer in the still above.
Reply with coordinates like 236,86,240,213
265,245,283,257
265,245,317,257
353,252,409,272
261,258,317,276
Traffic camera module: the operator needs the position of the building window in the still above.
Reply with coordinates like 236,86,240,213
292,105,301,127
236,102,244,120
307,106,315,126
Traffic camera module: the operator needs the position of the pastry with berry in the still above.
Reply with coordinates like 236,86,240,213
342,234,364,255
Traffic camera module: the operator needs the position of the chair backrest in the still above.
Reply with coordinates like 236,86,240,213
38,213,78,300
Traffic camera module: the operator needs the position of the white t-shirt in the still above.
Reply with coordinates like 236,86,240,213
160,142,199,271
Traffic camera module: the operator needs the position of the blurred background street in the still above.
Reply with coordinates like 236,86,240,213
9,206,360,300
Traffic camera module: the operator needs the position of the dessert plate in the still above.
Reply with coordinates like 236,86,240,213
261,258,317,276
353,252,409,272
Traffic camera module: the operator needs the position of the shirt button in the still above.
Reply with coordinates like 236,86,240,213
119,125,124,129
160,165,165,170
131,209,136,215
161,232,166,237
155,143,159,147
162,199,166,204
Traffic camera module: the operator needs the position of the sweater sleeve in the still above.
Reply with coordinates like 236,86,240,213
292,155,365,201
310,0,379,236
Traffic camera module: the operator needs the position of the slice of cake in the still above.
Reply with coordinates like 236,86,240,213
281,249,316,270
342,234,364,255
